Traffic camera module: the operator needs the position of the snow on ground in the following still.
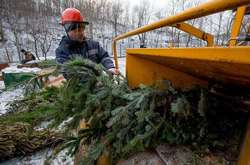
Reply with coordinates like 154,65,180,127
2,63,41,74
26,56,56,64
0,149,74,165
0,81,4,90
0,63,42,115
0,87,24,116
115,57,126,76
0,63,42,116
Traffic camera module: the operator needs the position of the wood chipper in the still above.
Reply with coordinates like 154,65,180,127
110,0,250,164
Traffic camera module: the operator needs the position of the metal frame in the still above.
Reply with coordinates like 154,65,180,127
229,6,247,46
171,22,214,47
248,23,250,33
112,0,250,69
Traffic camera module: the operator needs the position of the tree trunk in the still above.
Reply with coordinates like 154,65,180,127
216,13,223,45
89,22,94,39
13,30,22,62
5,47,11,63
0,21,4,42
34,39,40,60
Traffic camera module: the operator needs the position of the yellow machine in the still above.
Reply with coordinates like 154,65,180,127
111,0,250,164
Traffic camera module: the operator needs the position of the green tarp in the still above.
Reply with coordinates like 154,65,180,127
3,72,36,88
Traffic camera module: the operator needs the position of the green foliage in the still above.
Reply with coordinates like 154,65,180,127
0,105,56,126
49,58,245,164
5,58,247,164
0,87,59,126
37,59,57,69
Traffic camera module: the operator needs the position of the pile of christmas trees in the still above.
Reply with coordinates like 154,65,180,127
0,58,249,164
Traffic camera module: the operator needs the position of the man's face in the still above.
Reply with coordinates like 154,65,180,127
68,24,85,42
25,53,33,60
27,53,33,60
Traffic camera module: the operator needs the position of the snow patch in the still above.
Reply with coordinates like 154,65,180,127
58,117,74,130
26,56,56,64
0,81,5,90
115,57,126,76
0,87,24,116
0,148,74,165
2,64,41,74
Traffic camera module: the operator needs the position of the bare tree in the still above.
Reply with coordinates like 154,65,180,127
0,21,4,42
5,47,13,63
184,1,199,47
111,0,123,37
62,0,76,9
215,13,224,45
1,0,40,62
6,14,23,62
96,0,109,46
153,11,166,47
132,0,152,47
27,16,42,60
77,0,97,39
39,29,53,60
52,0,62,15
121,2,131,33
0,2,4,42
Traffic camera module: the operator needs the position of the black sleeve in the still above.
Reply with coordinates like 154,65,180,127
32,55,36,60
96,42,115,69
55,47,70,64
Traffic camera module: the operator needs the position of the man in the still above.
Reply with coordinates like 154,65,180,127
21,49,36,64
56,8,119,75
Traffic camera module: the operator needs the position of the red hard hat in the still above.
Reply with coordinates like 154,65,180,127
61,8,89,25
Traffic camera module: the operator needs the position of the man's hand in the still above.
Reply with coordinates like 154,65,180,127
108,68,120,75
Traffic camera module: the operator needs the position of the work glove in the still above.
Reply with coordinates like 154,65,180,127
107,68,120,75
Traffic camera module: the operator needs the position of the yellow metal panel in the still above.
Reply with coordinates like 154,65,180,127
126,47,250,88
75,119,110,165
238,119,250,165
126,53,208,90
126,47,250,65
172,22,214,46
97,150,110,165
229,6,247,46
74,119,88,165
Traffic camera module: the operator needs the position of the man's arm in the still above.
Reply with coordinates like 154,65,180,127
55,47,70,64
96,42,115,69
55,47,71,79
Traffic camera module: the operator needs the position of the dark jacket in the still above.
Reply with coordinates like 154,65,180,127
55,36,114,69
